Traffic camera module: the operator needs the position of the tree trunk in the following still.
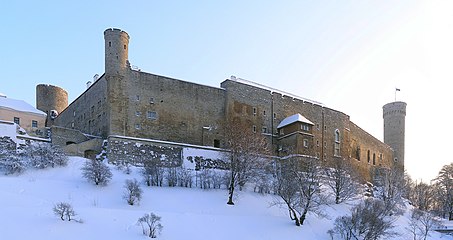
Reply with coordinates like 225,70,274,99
289,207,300,226
300,208,309,225
227,183,235,205
227,171,235,205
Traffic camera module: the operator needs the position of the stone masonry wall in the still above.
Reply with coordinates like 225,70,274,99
107,136,183,166
109,70,226,147
55,75,108,137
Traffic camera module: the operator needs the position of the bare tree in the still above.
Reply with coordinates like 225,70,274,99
137,213,163,238
223,119,269,205
410,181,433,212
166,167,178,187
323,159,358,204
81,159,113,186
142,156,165,187
330,198,397,240
407,209,442,240
177,167,193,188
53,202,76,221
373,167,405,215
432,163,453,220
276,155,327,226
123,179,143,205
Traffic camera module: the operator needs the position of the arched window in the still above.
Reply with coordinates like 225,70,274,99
334,129,340,156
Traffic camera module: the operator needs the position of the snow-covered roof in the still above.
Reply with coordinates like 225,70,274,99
277,114,314,129
0,96,46,116
229,76,324,106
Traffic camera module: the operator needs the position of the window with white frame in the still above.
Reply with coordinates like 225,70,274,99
301,124,310,131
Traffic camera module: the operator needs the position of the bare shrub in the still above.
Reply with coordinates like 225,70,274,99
81,159,113,186
330,198,397,240
53,202,76,221
123,179,143,205
137,212,163,238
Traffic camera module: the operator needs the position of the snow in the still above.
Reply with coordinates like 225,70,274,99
0,120,25,144
0,96,46,116
230,76,324,106
0,157,451,240
277,113,314,129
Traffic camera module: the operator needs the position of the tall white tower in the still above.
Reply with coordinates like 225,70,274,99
383,101,407,168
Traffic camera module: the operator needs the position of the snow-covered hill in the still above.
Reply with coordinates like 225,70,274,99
0,157,451,240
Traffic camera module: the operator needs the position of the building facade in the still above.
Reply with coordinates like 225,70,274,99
0,94,47,137
45,28,405,180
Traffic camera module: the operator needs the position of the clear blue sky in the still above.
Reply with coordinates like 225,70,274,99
2,0,453,181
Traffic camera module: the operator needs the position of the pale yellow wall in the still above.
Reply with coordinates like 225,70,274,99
0,108,46,135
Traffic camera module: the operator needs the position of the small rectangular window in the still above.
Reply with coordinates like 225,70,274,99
13,117,20,125
214,139,220,148
147,111,158,120
31,120,38,128
301,124,310,131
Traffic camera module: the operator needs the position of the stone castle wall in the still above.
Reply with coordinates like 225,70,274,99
50,28,397,182
55,75,109,137
109,70,226,147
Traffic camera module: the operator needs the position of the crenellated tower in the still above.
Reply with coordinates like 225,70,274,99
104,28,130,75
104,28,130,136
383,101,407,169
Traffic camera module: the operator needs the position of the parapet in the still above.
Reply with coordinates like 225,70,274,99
383,101,407,117
104,28,130,39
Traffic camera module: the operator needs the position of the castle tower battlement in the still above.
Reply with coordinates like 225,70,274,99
104,28,130,75
36,84,68,127
383,101,407,168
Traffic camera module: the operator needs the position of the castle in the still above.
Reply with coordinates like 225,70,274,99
35,28,406,180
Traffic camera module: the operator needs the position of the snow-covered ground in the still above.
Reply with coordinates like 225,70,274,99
0,157,451,240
